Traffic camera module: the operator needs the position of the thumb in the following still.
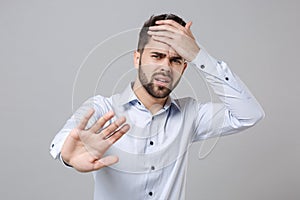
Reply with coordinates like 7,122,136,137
185,21,192,30
94,155,119,170
185,21,195,39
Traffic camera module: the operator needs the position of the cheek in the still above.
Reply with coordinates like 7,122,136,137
141,59,157,69
172,73,181,82
173,67,184,78
139,66,154,79
140,61,158,75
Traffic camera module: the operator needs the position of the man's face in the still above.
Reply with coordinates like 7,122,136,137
136,38,187,98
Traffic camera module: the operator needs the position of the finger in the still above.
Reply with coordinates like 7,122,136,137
106,124,130,144
94,155,119,170
151,35,174,47
100,116,127,138
147,30,174,39
150,24,187,37
149,24,177,33
184,21,195,39
90,110,114,133
155,20,186,31
77,108,95,130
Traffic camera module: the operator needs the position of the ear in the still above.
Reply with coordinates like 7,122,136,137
134,51,140,69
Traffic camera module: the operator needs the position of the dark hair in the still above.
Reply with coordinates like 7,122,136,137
137,14,186,54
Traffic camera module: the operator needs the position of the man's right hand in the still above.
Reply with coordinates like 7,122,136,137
61,109,130,172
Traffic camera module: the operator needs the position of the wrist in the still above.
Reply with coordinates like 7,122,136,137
189,47,200,62
59,148,73,167
60,152,73,167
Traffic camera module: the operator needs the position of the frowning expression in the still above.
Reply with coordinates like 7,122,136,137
135,38,187,98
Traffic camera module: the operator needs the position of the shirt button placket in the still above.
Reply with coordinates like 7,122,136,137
147,115,157,199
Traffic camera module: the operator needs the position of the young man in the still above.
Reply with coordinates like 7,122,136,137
50,14,264,199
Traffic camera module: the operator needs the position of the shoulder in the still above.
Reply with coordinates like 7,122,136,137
173,97,199,111
173,97,213,113
79,95,115,116
88,95,112,105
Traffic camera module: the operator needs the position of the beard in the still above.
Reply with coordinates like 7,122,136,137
143,82,172,98
138,66,180,99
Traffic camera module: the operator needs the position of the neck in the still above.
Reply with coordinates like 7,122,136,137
133,79,168,115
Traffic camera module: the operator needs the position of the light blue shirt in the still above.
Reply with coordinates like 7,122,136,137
50,48,264,200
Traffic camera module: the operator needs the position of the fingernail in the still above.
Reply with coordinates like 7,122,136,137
122,124,130,131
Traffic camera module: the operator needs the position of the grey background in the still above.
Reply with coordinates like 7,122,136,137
0,0,299,199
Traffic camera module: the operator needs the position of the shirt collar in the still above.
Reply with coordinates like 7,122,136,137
118,82,181,112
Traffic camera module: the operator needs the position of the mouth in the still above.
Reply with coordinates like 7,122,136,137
152,74,172,87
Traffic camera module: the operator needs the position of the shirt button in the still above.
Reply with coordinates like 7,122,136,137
200,65,205,69
51,144,54,148
148,191,153,196
225,77,229,81
150,141,154,145
151,166,155,170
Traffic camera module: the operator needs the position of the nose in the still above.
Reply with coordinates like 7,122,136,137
160,58,171,73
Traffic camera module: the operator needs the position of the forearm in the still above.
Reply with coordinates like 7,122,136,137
191,47,265,129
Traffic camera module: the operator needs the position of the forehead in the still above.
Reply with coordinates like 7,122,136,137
143,38,179,56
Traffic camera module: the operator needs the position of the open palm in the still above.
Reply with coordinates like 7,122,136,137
61,109,130,172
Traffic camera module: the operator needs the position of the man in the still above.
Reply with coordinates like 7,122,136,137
50,14,264,199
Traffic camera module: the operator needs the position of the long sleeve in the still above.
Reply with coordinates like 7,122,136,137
191,47,265,141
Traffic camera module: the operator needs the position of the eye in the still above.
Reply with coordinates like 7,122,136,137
151,54,161,59
171,59,183,65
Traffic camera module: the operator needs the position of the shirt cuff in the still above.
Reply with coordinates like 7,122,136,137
190,48,219,76
59,153,73,168
190,47,242,93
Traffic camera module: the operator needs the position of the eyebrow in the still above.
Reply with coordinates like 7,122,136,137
150,51,183,60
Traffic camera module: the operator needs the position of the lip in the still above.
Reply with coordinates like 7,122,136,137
152,74,172,87
154,75,171,83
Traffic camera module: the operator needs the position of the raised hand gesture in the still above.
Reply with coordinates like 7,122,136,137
61,109,130,172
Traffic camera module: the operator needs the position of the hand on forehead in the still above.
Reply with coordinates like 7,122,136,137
145,19,187,55
153,19,187,30
146,19,199,62
143,37,180,58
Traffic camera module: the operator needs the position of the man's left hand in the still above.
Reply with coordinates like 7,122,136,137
147,20,200,62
